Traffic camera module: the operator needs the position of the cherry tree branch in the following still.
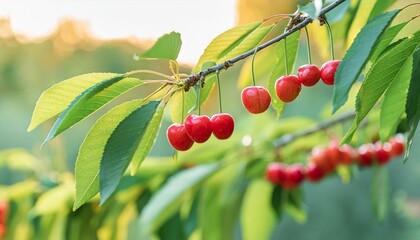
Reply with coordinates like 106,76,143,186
183,0,347,90
274,111,356,148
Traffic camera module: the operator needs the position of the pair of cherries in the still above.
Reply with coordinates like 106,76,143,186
167,113,235,151
275,60,341,103
266,134,405,188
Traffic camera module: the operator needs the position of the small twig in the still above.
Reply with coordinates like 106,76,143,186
182,0,347,91
274,111,356,148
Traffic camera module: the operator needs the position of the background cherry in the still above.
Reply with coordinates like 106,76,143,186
241,86,271,114
211,113,234,140
167,123,194,151
184,114,213,143
358,143,376,166
297,64,320,86
306,163,324,182
320,60,341,85
375,142,392,165
283,164,305,189
275,75,302,102
266,162,287,185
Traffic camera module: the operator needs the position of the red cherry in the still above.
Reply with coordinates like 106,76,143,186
320,60,341,85
275,75,302,102
375,142,392,165
310,147,335,174
184,114,213,143
265,162,287,185
306,163,324,182
389,134,405,157
283,164,305,189
211,113,234,140
297,64,320,87
166,123,194,151
338,144,358,165
325,141,341,168
241,86,271,114
357,143,376,167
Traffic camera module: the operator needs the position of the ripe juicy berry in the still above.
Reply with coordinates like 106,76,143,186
241,86,271,114
389,134,405,157
320,60,341,85
211,113,234,140
297,64,321,87
310,147,335,174
266,162,287,185
283,164,305,189
167,123,194,151
306,163,324,182
184,114,213,143
275,75,302,102
375,142,392,165
339,144,358,165
358,143,376,166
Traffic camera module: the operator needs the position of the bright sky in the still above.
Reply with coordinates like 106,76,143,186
0,0,237,64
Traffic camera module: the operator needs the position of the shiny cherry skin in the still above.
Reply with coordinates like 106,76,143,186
339,144,358,165
306,163,324,182
375,142,392,165
357,143,376,166
310,147,335,174
184,114,213,143
389,134,405,157
266,162,287,185
297,64,321,87
275,75,302,102
241,86,271,114
320,60,341,85
167,123,194,151
211,113,235,140
283,164,305,189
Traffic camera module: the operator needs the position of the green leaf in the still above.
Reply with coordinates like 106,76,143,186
138,163,221,238
405,47,420,161
380,56,412,141
43,75,142,144
298,0,323,19
193,21,262,73
28,73,133,131
99,100,161,204
130,102,166,175
31,183,74,216
284,190,307,223
333,9,401,113
74,99,145,210
370,21,410,61
325,0,351,24
137,32,182,60
219,25,274,62
169,90,197,123
342,31,420,143
371,165,390,221
368,0,396,20
241,180,276,240
268,31,300,118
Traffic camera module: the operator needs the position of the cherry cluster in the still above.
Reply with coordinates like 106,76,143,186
0,200,7,237
266,134,405,189
241,60,341,114
276,60,341,102
167,113,234,151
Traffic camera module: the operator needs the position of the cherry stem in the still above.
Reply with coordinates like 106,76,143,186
181,89,185,123
325,19,335,60
143,83,168,102
216,71,223,113
251,48,258,86
402,2,420,10
283,35,289,75
197,76,204,115
304,27,312,64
